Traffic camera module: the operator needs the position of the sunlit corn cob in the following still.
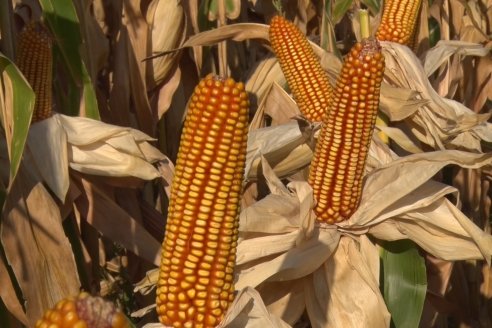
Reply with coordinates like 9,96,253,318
308,38,385,224
375,0,422,46
269,15,333,122
156,74,249,328
15,21,53,123
35,292,130,328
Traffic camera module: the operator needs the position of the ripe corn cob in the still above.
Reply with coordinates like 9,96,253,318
35,292,130,328
308,38,385,224
15,21,53,123
156,74,249,328
375,0,422,46
269,15,333,122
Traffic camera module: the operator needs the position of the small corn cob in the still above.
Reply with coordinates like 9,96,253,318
308,38,385,224
15,21,53,123
156,74,249,328
35,292,130,328
375,0,422,46
269,15,333,122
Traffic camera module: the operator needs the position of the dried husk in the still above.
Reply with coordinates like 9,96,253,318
26,114,166,201
246,121,313,180
381,41,492,152
233,136,492,327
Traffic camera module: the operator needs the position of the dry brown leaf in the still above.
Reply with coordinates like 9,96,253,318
468,56,492,113
108,26,133,127
157,23,269,53
73,0,109,82
1,167,80,327
0,253,29,326
122,1,154,135
72,173,161,266
155,66,182,119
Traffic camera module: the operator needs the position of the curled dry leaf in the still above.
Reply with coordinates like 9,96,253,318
381,41,492,151
146,0,185,87
423,40,491,77
25,114,166,201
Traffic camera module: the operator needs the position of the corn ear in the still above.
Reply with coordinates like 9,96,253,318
308,38,385,224
156,74,249,328
376,0,422,46
15,21,53,123
269,15,333,122
35,292,130,328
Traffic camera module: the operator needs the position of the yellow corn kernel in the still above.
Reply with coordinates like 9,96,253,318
269,15,333,122
35,292,130,328
308,38,385,224
15,21,53,123
156,74,249,328
375,0,422,46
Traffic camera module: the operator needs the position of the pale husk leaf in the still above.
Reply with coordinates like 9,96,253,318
305,236,391,328
250,82,301,128
219,287,291,328
26,117,69,201
246,121,314,180
55,114,165,180
376,125,424,153
245,58,285,103
146,0,185,86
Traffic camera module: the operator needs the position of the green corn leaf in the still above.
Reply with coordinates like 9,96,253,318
332,0,353,24
38,0,99,119
380,239,427,328
0,54,35,184
361,0,381,14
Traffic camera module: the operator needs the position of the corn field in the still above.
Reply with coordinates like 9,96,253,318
0,0,491,327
